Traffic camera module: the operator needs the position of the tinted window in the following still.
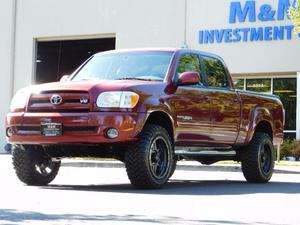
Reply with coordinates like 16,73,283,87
176,53,202,85
203,56,228,88
177,54,201,74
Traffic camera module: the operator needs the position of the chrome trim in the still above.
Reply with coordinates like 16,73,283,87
175,149,236,156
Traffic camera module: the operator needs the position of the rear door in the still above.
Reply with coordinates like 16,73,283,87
201,55,241,146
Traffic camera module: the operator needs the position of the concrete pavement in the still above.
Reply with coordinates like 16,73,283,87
2,154,300,175
1,154,300,225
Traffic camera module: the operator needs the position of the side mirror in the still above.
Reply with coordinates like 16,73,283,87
60,75,70,82
178,71,200,86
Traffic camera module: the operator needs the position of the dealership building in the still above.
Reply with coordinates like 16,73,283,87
1,0,300,153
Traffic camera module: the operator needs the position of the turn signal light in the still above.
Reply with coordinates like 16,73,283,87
6,127,13,137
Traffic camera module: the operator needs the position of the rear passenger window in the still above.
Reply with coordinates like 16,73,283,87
203,56,228,88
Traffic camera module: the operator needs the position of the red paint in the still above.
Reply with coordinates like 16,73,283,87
178,72,200,85
6,48,284,148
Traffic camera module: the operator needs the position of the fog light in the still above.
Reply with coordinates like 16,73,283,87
6,127,13,137
106,128,119,139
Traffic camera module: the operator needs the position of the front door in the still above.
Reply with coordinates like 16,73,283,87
171,86,211,147
202,55,241,146
169,53,211,147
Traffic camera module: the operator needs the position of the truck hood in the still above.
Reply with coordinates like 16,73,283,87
27,80,167,98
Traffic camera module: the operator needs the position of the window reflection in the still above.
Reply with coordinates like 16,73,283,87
177,54,201,74
246,79,271,94
235,79,245,90
176,54,202,85
273,78,296,131
203,56,228,88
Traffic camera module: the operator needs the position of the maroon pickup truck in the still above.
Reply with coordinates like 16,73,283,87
6,48,284,189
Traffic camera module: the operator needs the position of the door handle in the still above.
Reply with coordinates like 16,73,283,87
232,98,239,103
203,96,210,101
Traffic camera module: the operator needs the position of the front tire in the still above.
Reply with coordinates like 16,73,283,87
125,124,175,189
12,145,60,185
241,132,274,183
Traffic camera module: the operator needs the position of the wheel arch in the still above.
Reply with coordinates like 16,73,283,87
245,107,274,145
143,111,175,143
254,120,273,140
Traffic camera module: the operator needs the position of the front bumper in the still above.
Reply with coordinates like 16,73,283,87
6,112,146,145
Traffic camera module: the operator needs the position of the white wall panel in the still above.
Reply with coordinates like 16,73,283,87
0,0,15,152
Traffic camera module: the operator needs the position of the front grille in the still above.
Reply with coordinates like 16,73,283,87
16,126,98,133
16,126,40,131
27,91,91,113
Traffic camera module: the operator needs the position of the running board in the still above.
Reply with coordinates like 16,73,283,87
175,149,236,156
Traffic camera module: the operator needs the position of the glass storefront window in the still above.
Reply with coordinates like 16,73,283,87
284,132,296,140
235,79,245,90
273,78,296,131
246,79,271,94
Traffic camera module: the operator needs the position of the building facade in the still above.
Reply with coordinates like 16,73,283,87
1,0,300,152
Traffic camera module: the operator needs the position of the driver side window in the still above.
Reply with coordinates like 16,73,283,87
176,54,202,85
177,54,201,74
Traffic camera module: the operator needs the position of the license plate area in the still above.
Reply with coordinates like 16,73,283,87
41,123,62,136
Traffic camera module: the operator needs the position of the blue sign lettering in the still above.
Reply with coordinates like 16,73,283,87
273,26,285,40
241,28,250,41
199,0,299,45
203,30,214,44
277,0,292,20
214,30,223,43
198,25,295,44
264,26,273,40
258,5,275,21
250,27,263,41
229,1,256,23
229,0,297,23
233,29,242,42
285,25,294,39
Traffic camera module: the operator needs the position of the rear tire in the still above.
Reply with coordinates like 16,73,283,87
12,145,60,185
241,132,274,183
125,124,175,189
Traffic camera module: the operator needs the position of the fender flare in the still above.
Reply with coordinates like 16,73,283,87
244,107,274,145
136,96,176,139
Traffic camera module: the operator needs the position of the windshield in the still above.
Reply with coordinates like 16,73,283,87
72,51,174,82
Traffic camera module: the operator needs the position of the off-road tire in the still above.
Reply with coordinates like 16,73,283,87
12,145,60,185
125,124,176,189
169,159,177,178
241,132,274,183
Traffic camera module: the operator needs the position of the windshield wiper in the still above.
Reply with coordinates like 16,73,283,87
117,77,163,81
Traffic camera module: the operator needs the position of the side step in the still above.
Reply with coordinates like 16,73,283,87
175,148,236,157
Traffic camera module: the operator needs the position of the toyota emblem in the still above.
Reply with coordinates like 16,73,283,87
50,94,63,105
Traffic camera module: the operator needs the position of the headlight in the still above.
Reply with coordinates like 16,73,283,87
96,91,139,108
10,88,30,112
